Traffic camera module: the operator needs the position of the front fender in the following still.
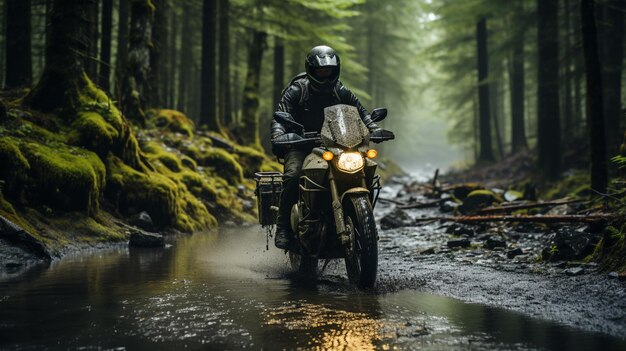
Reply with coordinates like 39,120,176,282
340,187,370,204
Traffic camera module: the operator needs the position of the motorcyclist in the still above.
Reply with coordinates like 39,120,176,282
271,45,381,249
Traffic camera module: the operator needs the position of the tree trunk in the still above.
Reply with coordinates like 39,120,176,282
581,0,608,193
150,0,167,108
99,0,113,92
176,2,192,113
85,0,99,80
121,0,155,126
572,1,584,137
218,0,232,127
537,0,561,179
200,0,219,130
476,18,495,162
5,0,32,88
510,30,527,153
239,30,266,147
562,0,574,137
598,0,624,155
115,0,130,104
273,37,285,110
167,6,178,108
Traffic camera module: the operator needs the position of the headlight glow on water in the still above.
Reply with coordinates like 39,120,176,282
336,152,364,173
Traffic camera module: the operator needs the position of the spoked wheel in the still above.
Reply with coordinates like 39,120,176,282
343,194,378,289
289,252,318,278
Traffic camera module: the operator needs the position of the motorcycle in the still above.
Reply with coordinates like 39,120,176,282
254,104,394,288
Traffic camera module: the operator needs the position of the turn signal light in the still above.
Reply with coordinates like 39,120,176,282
366,149,378,159
322,151,334,161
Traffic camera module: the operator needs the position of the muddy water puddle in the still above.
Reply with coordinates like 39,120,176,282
1,227,624,350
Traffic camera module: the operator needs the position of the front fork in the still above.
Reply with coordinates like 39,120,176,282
328,167,369,247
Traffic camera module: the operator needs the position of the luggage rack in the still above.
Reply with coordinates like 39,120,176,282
253,172,283,226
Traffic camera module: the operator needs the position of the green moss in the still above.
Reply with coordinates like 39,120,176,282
197,147,244,184
106,155,214,232
68,111,120,156
20,141,105,214
146,109,195,137
0,137,30,196
544,171,590,199
234,145,266,177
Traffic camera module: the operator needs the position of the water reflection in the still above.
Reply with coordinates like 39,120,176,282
0,228,624,350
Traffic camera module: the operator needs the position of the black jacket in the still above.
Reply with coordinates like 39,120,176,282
271,77,376,140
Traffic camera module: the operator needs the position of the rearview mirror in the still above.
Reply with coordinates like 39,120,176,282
370,108,388,123
273,111,304,131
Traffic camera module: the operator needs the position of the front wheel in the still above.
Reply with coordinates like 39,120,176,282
343,194,378,289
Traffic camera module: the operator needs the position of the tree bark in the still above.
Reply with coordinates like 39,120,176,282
510,30,527,153
176,2,192,113
200,0,219,130
537,0,561,179
121,0,155,126
5,0,32,88
239,29,266,147
273,37,285,111
149,0,167,108
115,0,130,103
598,0,624,155
562,0,574,137
476,18,495,162
85,0,99,80
581,0,608,193
167,6,178,108
99,0,113,92
218,0,232,127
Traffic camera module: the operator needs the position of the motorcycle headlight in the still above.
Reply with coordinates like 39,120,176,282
336,152,364,173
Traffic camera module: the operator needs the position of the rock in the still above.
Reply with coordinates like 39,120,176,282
504,190,523,202
380,209,413,229
237,185,246,196
0,215,51,260
419,247,435,255
451,183,484,200
523,182,538,201
439,200,459,213
485,236,507,250
447,238,471,248
564,267,584,276
541,227,600,261
129,229,164,248
459,189,500,214
5,261,22,269
507,247,524,259
242,200,255,212
608,272,626,281
445,223,475,237
128,211,155,232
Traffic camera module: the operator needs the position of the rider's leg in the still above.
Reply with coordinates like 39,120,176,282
275,149,306,249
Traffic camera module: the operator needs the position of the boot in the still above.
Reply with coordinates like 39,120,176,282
274,216,292,250
274,213,292,249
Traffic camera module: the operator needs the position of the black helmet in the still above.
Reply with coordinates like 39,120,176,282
305,45,340,93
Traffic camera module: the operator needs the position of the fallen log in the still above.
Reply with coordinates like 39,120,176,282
378,197,407,206
476,198,582,214
414,214,616,224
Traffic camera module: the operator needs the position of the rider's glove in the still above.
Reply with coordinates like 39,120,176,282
367,122,381,134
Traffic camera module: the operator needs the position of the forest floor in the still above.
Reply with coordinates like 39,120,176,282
340,154,626,337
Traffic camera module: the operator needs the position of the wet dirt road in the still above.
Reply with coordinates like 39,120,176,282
1,220,625,350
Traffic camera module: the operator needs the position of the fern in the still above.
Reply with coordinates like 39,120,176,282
611,155,626,169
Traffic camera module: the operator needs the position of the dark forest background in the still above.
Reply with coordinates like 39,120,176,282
1,0,625,189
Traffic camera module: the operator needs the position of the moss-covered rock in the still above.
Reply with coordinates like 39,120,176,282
146,109,195,137
19,141,105,215
68,110,121,157
459,189,501,214
105,155,215,232
233,145,266,177
0,137,30,197
196,147,244,184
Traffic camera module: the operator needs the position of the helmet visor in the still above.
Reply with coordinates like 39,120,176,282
314,54,338,67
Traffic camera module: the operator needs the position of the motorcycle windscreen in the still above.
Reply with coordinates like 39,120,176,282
321,104,370,149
